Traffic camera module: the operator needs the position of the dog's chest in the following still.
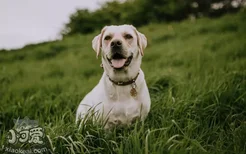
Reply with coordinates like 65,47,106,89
104,99,141,127
103,86,142,126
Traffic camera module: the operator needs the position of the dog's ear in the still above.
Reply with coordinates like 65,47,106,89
92,34,101,58
92,26,107,58
137,32,147,56
131,25,147,56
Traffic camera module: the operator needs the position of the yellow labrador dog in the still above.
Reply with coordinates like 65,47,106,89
76,25,151,128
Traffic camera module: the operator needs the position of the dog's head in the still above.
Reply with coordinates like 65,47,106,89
92,25,147,81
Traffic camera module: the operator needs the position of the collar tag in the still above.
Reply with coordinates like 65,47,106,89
130,82,137,97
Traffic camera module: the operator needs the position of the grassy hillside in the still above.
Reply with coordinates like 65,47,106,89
1,11,246,153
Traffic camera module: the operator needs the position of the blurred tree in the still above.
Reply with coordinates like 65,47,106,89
61,0,244,36
61,9,95,36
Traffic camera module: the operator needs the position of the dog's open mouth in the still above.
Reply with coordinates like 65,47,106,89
107,53,133,69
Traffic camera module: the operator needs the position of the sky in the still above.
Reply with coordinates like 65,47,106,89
0,0,108,49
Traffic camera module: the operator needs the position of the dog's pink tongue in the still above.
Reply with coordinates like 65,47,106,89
111,59,126,68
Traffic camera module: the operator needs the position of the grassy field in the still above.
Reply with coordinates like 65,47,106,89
0,10,246,153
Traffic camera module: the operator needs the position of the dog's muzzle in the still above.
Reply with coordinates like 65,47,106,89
106,39,133,69
107,52,133,69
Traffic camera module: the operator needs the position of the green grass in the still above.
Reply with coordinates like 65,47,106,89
1,10,246,153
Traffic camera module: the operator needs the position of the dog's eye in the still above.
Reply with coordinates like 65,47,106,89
125,34,133,39
104,35,111,40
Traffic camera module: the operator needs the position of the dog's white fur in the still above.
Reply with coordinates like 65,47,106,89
76,25,151,128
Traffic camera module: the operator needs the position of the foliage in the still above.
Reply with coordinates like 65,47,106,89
61,0,245,36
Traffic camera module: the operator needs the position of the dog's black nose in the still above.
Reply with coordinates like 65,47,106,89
111,40,122,47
